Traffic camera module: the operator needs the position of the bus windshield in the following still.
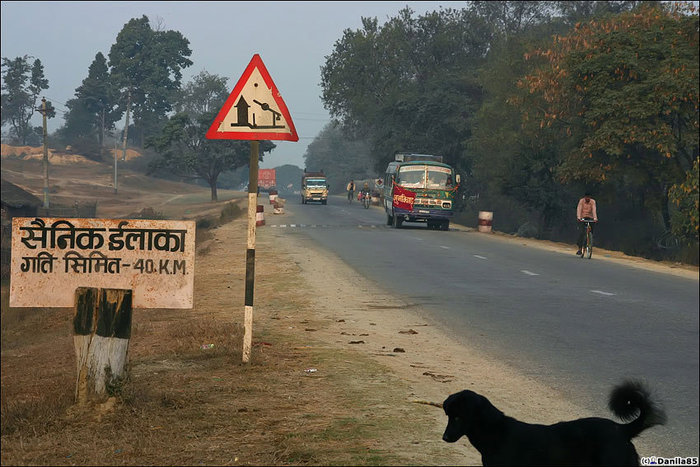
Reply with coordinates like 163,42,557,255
397,165,452,190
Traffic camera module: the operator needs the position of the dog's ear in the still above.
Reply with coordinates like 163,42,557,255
473,393,504,427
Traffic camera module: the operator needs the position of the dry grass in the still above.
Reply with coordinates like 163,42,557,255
0,263,422,466
0,209,444,466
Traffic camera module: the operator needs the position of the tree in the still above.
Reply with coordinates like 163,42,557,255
75,52,120,146
465,2,580,235
1,55,54,145
108,15,193,147
553,1,649,27
469,1,554,39
522,4,699,231
147,112,274,201
58,52,120,157
669,156,699,242
174,70,229,116
320,7,491,172
146,72,275,201
471,34,575,235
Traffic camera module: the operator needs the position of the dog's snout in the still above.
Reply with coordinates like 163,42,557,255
443,433,461,443
442,426,461,443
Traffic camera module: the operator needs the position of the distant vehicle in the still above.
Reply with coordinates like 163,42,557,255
383,152,460,230
301,170,329,205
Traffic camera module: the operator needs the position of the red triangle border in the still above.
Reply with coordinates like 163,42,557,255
206,54,299,141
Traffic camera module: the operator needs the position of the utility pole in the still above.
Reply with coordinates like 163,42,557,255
121,88,131,162
39,98,50,209
113,137,118,194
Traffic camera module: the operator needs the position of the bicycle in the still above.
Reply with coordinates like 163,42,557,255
361,191,371,209
579,218,597,259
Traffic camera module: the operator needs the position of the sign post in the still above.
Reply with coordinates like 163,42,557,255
207,54,298,363
243,141,259,362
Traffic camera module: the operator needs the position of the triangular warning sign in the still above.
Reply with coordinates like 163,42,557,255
206,54,298,141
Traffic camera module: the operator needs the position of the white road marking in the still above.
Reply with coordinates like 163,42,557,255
521,270,539,276
290,224,296,227
440,246,450,249
591,290,616,296
474,255,487,260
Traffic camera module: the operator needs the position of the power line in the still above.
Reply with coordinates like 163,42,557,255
44,95,69,107
42,95,69,114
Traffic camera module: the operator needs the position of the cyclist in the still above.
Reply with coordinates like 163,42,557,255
361,181,370,198
346,180,355,202
576,191,598,255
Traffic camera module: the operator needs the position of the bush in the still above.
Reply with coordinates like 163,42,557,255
196,218,213,229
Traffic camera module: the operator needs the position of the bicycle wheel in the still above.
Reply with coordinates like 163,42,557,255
585,230,593,259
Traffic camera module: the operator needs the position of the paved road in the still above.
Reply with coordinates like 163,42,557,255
264,195,699,457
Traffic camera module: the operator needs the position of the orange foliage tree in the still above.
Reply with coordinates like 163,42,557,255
520,4,699,232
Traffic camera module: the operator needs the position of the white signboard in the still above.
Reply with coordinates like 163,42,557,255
10,217,196,309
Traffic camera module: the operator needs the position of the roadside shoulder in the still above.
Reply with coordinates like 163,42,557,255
450,223,698,281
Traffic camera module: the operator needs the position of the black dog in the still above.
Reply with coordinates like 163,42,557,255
442,380,666,466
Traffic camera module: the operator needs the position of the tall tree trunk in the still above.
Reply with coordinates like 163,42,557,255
99,107,105,148
660,182,671,231
210,180,218,201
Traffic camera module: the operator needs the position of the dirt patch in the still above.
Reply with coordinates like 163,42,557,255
1,144,42,157
106,147,142,161
1,144,99,165
1,156,243,220
1,144,142,164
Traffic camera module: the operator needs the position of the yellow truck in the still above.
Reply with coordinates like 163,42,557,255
301,171,329,205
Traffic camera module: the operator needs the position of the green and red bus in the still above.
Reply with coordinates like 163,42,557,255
382,153,460,230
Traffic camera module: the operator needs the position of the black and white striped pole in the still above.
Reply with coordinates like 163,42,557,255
243,140,259,363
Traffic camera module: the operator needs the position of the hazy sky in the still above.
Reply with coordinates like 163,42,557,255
1,1,469,169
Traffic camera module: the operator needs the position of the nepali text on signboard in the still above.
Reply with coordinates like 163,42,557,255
10,218,196,309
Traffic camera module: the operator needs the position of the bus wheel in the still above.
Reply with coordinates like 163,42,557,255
441,221,449,231
393,215,403,228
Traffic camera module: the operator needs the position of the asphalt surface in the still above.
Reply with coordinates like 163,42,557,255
264,194,699,458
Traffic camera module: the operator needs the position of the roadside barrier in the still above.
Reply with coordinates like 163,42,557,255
478,211,493,233
256,205,265,226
